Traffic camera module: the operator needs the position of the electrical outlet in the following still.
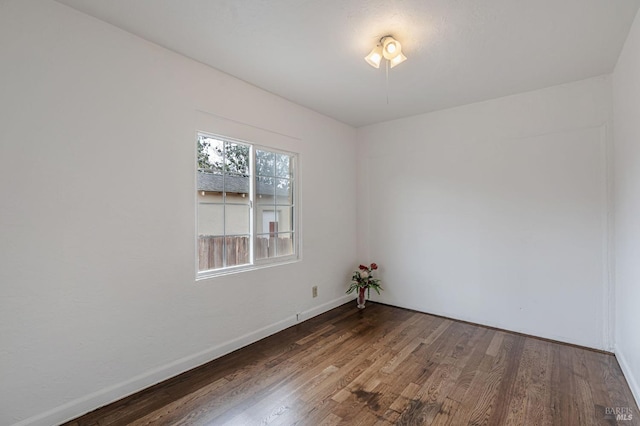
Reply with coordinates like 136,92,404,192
312,286,318,298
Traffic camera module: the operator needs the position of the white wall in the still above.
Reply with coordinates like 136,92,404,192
357,76,612,350
612,8,640,406
0,1,357,425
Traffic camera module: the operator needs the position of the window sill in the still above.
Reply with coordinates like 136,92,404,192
196,256,301,281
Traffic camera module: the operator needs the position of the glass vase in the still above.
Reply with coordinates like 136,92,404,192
357,287,366,309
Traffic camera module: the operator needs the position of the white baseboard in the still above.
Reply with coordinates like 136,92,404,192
299,294,352,322
13,295,350,426
615,344,640,409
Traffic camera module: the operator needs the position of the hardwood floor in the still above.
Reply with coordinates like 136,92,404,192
65,303,639,425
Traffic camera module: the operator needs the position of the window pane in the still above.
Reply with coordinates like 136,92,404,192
224,174,250,198
198,136,223,175
257,175,275,204
275,233,294,257
255,235,270,260
256,208,279,235
276,178,293,205
225,235,250,267
198,202,224,236
225,204,250,235
256,150,275,176
254,233,294,259
224,141,249,176
275,207,293,233
276,153,292,178
255,206,292,234
198,235,224,271
198,171,223,194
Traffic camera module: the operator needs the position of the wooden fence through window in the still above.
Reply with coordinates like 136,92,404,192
198,235,292,271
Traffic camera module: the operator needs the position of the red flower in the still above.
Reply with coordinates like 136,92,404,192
359,264,368,270
370,263,378,270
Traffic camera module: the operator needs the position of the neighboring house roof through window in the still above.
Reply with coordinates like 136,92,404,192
197,170,289,197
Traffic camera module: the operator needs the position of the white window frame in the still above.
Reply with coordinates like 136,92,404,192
196,131,299,279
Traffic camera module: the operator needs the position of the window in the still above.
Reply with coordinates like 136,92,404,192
197,133,298,277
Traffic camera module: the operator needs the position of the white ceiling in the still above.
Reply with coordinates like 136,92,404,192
57,0,640,127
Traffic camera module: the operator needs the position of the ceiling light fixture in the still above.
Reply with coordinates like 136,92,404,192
365,35,407,69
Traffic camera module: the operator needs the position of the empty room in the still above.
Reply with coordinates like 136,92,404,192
2,0,640,425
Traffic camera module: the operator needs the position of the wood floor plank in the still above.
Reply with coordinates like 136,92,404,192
64,303,640,426
485,331,505,357
317,413,341,426
430,397,460,426
443,327,495,405
504,338,538,425
388,382,421,414
455,330,511,426
127,378,229,426
522,338,553,425
485,333,526,425
223,364,340,425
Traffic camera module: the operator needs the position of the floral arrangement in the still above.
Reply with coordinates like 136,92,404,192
346,263,383,298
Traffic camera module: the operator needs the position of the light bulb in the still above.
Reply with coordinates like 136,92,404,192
382,36,402,60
